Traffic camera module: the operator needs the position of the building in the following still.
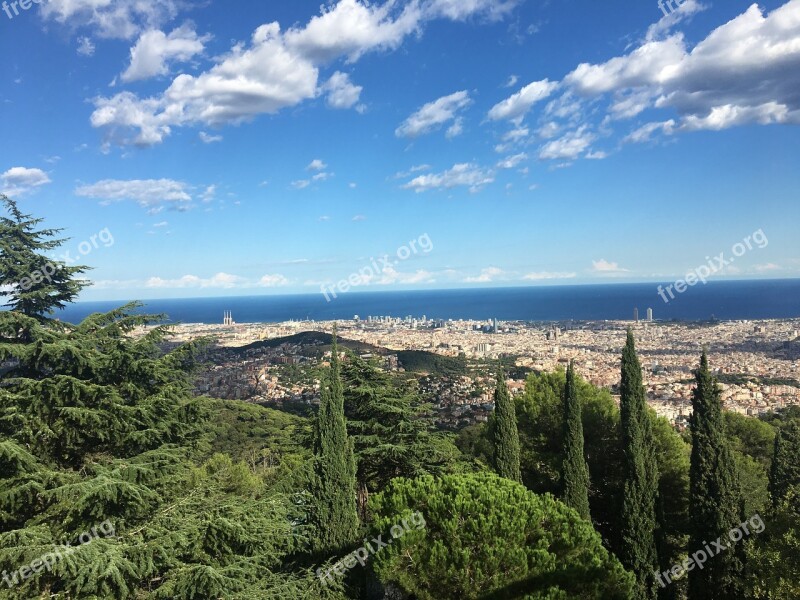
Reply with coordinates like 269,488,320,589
647,308,653,322
634,307,639,322
223,311,235,326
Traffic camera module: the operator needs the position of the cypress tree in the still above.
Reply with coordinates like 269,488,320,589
310,329,359,554
489,369,521,482
769,420,800,509
561,361,591,520
619,330,660,600
688,352,745,600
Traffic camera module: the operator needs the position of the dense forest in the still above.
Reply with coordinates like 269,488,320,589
1,195,799,599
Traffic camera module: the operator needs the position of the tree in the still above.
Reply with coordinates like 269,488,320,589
309,329,359,554
488,369,521,482
619,330,660,600
369,472,634,600
341,353,459,517
688,352,745,600
0,195,88,319
769,420,800,508
560,361,591,520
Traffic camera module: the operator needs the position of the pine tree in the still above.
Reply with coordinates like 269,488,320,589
688,352,745,600
489,368,521,482
619,330,660,600
0,195,89,319
309,329,359,554
769,420,800,508
561,361,591,520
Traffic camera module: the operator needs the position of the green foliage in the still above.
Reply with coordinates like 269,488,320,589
396,350,467,377
309,331,359,555
0,196,89,319
619,330,660,600
769,420,800,508
341,353,461,514
368,472,634,600
688,352,745,600
560,361,590,520
748,489,800,600
488,370,521,482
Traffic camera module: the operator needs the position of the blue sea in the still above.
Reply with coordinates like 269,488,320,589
51,279,800,325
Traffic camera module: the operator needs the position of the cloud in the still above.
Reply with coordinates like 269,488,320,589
77,36,95,56
321,71,363,109
646,0,708,42
402,163,494,193
538,126,595,160
292,180,311,190
42,0,181,39
624,119,676,143
375,266,436,285
75,178,194,212
121,25,210,82
488,79,559,121
352,214,367,221
259,274,290,287
146,272,245,289
497,153,527,169
89,0,522,146
198,131,223,143
464,266,504,283
307,159,327,171
1,167,52,197
591,259,630,274
523,271,577,281
395,90,472,138
753,262,782,273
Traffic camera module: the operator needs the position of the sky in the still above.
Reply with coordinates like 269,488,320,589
1,0,799,301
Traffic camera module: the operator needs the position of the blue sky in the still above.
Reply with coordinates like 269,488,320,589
1,0,799,301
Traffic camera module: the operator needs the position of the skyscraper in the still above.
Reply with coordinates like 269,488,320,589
634,307,639,322
647,308,653,322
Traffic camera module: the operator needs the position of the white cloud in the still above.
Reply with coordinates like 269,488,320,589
75,178,193,211
89,0,522,146
396,90,472,138
122,25,210,82
464,266,504,283
753,262,782,273
77,36,95,56
292,180,311,190
259,274,290,287
647,0,708,42
505,74,519,87
497,153,527,169
146,272,245,289
307,159,327,171
1,167,52,197
591,259,630,274
445,118,464,139
488,79,559,121
402,163,494,193
321,71,363,109
199,131,222,143
375,266,436,285
523,271,577,281
538,126,595,160
624,119,676,143
42,0,181,39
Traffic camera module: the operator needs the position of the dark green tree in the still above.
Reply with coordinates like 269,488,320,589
560,361,591,520
369,472,634,599
488,369,521,482
769,420,800,508
341,353,459,516
0,195,89,319
309,330,359,554
619,330,660,600
688,352,745,600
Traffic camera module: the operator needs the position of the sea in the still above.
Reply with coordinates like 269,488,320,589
51,279,800,325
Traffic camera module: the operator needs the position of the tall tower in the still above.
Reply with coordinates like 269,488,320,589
223,311,234,326
633,307,639,323
647,308,653,322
